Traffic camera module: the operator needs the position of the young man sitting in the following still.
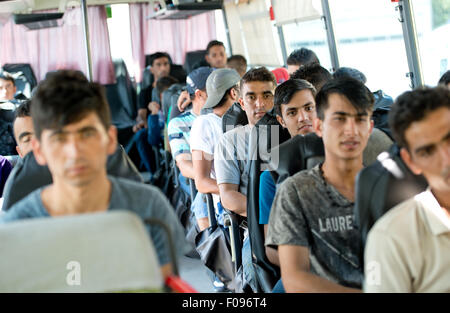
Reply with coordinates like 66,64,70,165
0,70,188,279
364,86,450,292
266,77,374,292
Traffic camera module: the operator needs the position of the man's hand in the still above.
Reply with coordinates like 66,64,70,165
133,108,148,132
132,120,145,133
148,101,160,115
177,90,191,112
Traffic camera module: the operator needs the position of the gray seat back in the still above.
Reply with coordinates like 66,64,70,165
0,211,162,292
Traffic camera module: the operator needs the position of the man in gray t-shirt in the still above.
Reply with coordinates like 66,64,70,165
266,77,375,292
215,67,277,217
0,70,187,280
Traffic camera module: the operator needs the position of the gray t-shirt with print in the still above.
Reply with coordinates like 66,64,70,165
265,164,363,288
0,176,190,267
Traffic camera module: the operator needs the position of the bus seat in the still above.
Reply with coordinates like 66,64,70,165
271,127,392,186
1,144,143,212
2,63,38,99
222,102,248,132
0,211,163,292
184,50,208,74
161,83,185,122
244,112,291,292
0,111,17,156
372,89,394,139
104,60,137,147
354,144,427,269
270,132,325,186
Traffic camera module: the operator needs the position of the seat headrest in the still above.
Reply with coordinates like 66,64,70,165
162,83,185,120
270,133,324,185
222,102,248,133
0,211,162,292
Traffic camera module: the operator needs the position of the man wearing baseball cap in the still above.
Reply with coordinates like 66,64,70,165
190,68,241,226
168,66,213,231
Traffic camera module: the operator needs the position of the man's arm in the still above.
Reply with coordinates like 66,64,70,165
175,153,194,180
177,90,191,112
134,108,148,132
218,183,247,217
192,150,219,195
264,224,279,266
279,245,361,293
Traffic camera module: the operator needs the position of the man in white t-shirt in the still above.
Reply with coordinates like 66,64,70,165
364,86,450,292
190,69,241,225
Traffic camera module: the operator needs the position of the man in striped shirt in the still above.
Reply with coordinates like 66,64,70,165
167,67,213,230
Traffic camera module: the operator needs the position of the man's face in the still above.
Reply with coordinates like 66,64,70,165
206,45,227,69
287,64,300,76
239,81,275,126
277,89,316,137
13,116,34,158
150,57,170,80
0,78,16,101
401,107,450,193
314,93,373,161
32,112,117,187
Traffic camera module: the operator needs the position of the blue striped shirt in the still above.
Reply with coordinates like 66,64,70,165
167,111,197,158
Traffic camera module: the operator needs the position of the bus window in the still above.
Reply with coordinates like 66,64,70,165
107,4,135,78
328,0,410,98
411,0,450,86
281,18,332,73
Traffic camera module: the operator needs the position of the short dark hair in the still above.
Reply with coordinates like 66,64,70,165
240,67,277,92
15,99,31,119
438,70,450,86
286,48,320,66
0,72,15,86
149,52,171,67
290,62,332,92
227,55,247,75
31,70,111,139
274,79,316,116
333,67,367,84
206,40,225,54
315,77,374,120
156,75,178,95
388,86,450,149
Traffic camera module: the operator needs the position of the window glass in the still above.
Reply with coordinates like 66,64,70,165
329,0,410,98
412,0,450,86
282,18,332,73
107,4,134,77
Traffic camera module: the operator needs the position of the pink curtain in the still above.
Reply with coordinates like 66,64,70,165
0,6,115,85
129,3,216,82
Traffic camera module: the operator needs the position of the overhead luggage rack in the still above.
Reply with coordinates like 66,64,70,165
147,0,223,20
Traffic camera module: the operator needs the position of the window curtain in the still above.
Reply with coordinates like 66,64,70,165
224,0,281,66
0,6,115,85
129,3,216,83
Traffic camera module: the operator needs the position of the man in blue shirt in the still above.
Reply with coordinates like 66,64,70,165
0,70,188,279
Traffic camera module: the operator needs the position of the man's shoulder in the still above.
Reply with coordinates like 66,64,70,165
370,195,423,235
173,111,194,122
223,124,249,137
1,188,46,222
110,176,161,196
168,112,194,128
282,166,322,189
